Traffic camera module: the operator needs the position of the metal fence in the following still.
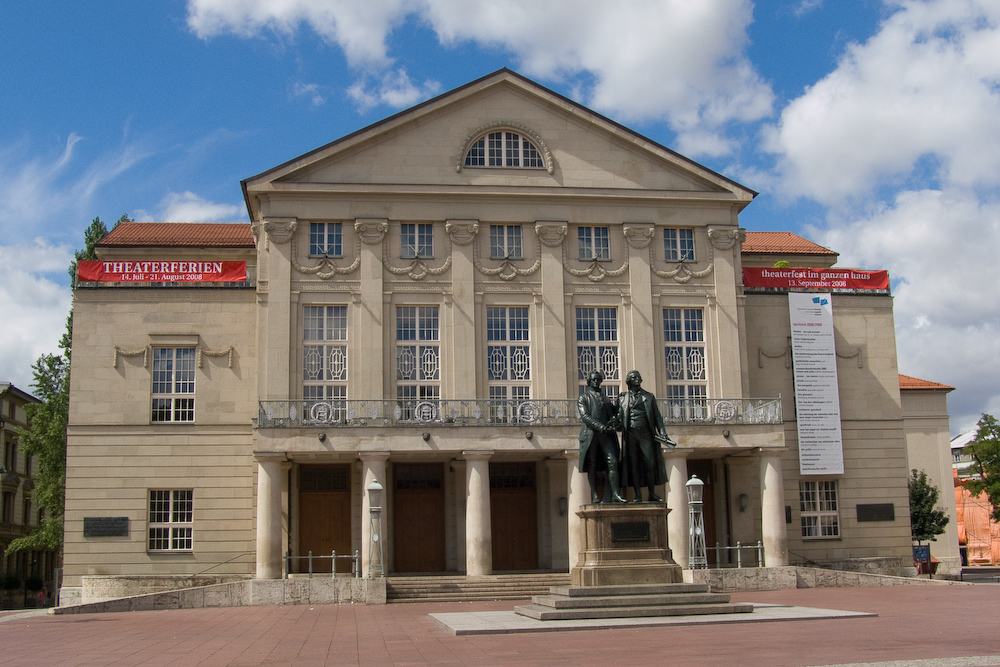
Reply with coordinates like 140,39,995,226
283,550,361,578
709,541,764,568
258,397,781,428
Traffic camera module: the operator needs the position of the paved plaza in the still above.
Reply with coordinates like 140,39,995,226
0,584,997,666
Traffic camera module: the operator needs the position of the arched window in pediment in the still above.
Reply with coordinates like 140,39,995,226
457,123,553,173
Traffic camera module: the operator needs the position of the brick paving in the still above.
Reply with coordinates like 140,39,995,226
0,585,997,666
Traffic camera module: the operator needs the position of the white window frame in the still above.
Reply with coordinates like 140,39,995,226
663,308,707,419
578,226,611,261
303,306,348,412
487,306,531,420
401,223,434,259
309,222,343,257
575,307,620,398
799,480,841,539
664,228,696,262
148,489,193,552
396,306,441,411
464,131,544,168
490,224,523,260
151,347,195,423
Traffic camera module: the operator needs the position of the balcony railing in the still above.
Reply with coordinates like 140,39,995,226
257,397,781,428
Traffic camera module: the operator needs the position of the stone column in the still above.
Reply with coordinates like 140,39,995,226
464,451,493,576
354,219,387,397
544,458,568,569
255,453,286,579
446,220,479,397
535,221,568,399
622,223,657,388
256,218,296,400
360,452,390,577
760,451,789,566
664,452,689,568
565,449,588,571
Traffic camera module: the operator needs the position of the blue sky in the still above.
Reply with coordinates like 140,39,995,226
2,0,998,435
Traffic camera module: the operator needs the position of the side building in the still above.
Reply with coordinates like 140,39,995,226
61,69,936,604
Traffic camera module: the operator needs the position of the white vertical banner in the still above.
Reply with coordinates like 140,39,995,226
789,292,844,475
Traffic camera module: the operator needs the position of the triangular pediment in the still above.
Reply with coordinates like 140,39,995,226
242,69,755,218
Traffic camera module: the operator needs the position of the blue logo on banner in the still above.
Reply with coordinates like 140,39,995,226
812,297,829,306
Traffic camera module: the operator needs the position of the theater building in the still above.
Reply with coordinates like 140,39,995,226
60,70,950,604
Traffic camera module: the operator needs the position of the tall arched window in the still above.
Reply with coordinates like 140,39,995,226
465,130,544,168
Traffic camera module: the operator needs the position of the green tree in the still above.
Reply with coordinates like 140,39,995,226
908,469,949,543
964,413,1000,523
6,214,128,556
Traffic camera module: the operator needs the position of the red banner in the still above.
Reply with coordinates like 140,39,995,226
78,260,247,283
743,267,889,290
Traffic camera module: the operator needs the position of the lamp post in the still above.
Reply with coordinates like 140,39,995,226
686,475,707,569
367,479,384,577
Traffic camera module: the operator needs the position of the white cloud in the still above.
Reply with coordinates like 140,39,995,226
134,191,244,223
292,82,327,106
0,240,73,391
816,187,1000,435
186,0,410,67
794,0,824,17
765,0,1000,204
347,69,442,112
186,0,773,156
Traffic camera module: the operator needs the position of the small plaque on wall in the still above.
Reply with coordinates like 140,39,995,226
83,517,129,537
856,504,895,522
611,521,650,543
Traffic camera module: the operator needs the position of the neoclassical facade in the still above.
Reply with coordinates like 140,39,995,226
60,70,946,604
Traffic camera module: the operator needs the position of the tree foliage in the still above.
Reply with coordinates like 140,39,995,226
908,469,949,543
6,215,127,555
964,413,1000,523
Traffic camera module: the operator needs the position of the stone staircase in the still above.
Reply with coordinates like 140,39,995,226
514,582,753,621
386,573,571,602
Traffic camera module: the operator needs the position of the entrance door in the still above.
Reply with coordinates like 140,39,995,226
490,462,538,571
687,459,718,565
392,463,446,573
298,464,352,574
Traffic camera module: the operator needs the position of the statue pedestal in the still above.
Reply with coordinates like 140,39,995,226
571,503,682,587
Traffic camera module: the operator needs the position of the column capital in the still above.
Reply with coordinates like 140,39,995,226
359,451,391,463
622,222,655,249
462,450,494,461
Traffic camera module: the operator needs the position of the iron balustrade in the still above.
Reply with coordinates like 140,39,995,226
257,397,781,428
283,550,361,579
709,541,765,568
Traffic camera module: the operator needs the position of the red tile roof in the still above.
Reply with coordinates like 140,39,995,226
99,222,255,247
743,231,836,255
899,374,954,391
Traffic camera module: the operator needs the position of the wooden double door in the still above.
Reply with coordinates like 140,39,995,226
393,463,447,573
297,464,352,574
490,462,538,571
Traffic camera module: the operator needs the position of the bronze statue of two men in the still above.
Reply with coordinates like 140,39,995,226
577,369,677,503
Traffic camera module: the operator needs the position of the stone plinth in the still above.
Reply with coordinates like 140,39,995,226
571,503,682,586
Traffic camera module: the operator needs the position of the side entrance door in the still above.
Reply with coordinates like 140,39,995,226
297,464,352,574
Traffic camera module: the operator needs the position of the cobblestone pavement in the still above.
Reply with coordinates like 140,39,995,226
0,585,997,666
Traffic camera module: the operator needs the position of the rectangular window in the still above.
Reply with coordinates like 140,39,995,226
303,306,348,416
148,489,193,551
396,306,441,415
664,228,696,261
22,498,31,526
578,226,610,261
799,480,840,539
3,440,16,473
401,223,434,259
309,222,343,257
575,307,620,398
490,225,523,259
1,492,13,523
663,308,707,419
487,307,531,421
151,348,195,422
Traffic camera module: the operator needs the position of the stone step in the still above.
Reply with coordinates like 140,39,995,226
386,574,571,602
513,602,754,621
549,583,709,597
531,592,732,609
